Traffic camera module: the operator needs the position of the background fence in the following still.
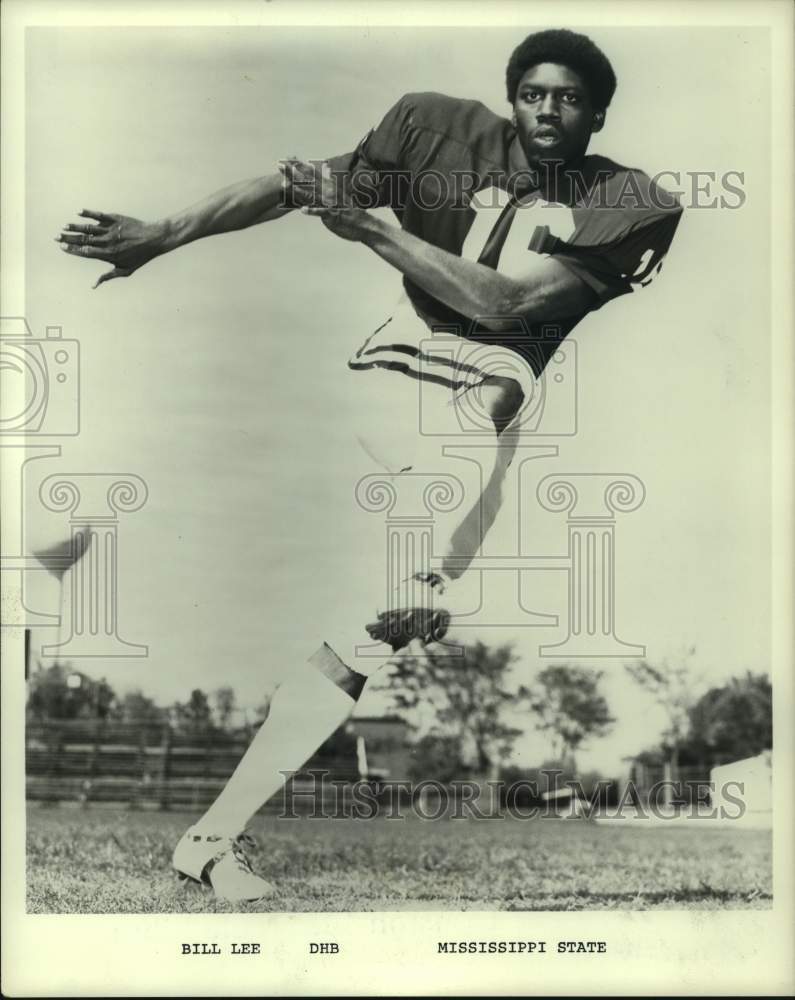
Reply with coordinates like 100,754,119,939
26,720,721,813
25,720,360,811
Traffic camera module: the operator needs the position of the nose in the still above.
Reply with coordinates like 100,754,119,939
537,93,561,120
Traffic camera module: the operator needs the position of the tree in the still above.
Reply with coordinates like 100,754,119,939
373,640,527,777
172,688,215,736
525,664,615,768
91,676,117,719
212,686,237,731
27,663,75,720
114,690,165,726
26,663,117,721
685,672,771,764
624,649,703,773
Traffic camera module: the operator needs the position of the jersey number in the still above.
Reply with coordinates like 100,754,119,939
461,187,576,275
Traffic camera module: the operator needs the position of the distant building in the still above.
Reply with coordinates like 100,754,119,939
347,715,411,781
711,751,772,826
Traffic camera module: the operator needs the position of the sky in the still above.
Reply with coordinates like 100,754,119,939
19,24,772,774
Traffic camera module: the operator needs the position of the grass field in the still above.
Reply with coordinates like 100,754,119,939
27,805,772,914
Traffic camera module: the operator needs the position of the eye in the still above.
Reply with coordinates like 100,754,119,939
562,93,581,105
521,90,541,103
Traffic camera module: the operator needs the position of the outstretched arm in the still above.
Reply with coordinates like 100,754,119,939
57,172,291,288
351,214,594,329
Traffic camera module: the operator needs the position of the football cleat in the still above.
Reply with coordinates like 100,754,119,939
365,573,451,652
172,828,274,902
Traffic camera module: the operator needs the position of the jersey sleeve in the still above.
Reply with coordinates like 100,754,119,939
325,95,414,211
550,207,683,309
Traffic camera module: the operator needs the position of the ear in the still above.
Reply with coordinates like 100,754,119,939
591,110,605,133
511,111,517,128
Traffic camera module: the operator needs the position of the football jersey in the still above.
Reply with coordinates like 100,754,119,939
328,92,683,379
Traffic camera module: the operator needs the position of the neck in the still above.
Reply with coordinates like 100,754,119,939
507,133,590,201
512,153,589,202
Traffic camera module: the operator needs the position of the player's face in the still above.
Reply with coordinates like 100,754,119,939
513,63,604,168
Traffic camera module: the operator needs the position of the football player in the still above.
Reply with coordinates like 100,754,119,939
57,29,682,902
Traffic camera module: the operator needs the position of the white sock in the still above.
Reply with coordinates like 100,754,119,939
195,644,367,836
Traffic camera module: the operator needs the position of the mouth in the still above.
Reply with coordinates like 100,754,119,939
533,128,562,144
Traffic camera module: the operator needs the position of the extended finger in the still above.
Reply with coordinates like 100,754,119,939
58,231,110,246
79,208,114,224
93,266,132,289
57,231,101,245
300,206,329,216
63,223,107,236
59,242,110,259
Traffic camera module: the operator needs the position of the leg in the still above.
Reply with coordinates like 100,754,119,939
179,366,420,879
171,367,524,900
173,642,375,901
194,645,365,836
439,375,524,581
364,375,525,642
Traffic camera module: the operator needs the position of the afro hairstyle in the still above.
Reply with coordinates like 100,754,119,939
506,29,617,111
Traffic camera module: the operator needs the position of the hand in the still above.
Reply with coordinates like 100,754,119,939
56,210,168,288
277,157,348,210
301,203,373,242
277,157,371,241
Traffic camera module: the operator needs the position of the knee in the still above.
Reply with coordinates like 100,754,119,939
479,376,525,434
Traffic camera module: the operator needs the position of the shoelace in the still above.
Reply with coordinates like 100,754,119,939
230,833,257,874
401,571,446,595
